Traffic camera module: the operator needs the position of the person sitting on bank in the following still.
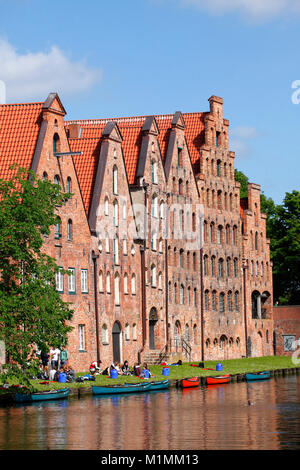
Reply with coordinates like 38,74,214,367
65,365,76,383
121,360,131,376
133,363,141,377
110,361,120,373
89,360,102,375
140,362,153,378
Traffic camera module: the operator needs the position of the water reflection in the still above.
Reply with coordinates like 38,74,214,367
0,376,299,450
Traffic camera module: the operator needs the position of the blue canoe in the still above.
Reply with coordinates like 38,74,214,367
149,380,170,391
14,387,70,403
245,371,271,382
92,382,151,395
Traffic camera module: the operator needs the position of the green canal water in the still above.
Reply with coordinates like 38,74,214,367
0,375,299,450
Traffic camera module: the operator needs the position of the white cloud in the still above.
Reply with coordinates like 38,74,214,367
0,38,101,102
180,0,300,21
230,126,258,159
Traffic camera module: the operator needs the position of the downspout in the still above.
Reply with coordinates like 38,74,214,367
200,247,205,362
138,181,148,363
243,262,249,357
92,251,101,363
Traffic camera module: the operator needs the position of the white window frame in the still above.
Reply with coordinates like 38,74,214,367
81,269,88,293
79,324,86,351
68,268,76,293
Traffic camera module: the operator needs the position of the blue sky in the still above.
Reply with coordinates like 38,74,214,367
0,0,299,204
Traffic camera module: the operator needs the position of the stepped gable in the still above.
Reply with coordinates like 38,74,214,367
66,110,207,213
0,102,43,180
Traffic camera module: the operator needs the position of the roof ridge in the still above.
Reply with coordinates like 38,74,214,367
0,101,43,108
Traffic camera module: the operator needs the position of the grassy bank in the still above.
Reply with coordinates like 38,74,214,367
22,355,299,392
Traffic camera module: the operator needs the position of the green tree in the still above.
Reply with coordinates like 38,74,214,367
234,169,249,198
0,167,73,385
271,191,300,305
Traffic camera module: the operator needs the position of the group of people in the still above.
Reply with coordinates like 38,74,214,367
38,345,75,382
89,360,154,378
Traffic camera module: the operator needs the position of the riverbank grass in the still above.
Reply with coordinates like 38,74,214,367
21,355,298,392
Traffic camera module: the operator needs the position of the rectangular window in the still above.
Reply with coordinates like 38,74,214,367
81,269,88,293
55,267,64,292
79,324,86,351
68,268,76,293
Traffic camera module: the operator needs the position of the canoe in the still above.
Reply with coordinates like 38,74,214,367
148,380,170,391
180,377,200,388
206,375,230,385
246,371,271,382
92,382,151,395
14,387,70,403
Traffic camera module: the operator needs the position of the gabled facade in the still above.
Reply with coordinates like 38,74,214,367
0,92,274,369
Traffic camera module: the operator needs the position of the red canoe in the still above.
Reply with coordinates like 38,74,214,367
206,375,230,385
181,377,200,388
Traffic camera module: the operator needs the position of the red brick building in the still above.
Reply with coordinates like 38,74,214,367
273,306,300,356
0,93,274,370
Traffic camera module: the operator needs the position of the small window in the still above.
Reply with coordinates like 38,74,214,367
67,219,72,241
79,324,86,351
68,268,76,293
55,217,62,239
81,269,88,293
67,177,72,193
53,133,60,154
55,267,64,292
113,165,118,194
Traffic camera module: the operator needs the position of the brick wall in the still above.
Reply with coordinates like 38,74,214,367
273,306,300,356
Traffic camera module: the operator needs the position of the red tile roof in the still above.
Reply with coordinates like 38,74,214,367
66,111,206,213
0,102,43,180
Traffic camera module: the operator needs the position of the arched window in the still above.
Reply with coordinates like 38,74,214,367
67,219,72,241
54,174,60,186
227,291,232,311
113,165,118,194
55,217,62,239
179,249,184,268
151,231,157,251
193,252,197,271
53,133,60,154
99,270,104,292
226,258,231,277
102,324,108,344
131,274,136,295
174,283,177,304
210,222,214,242
158,272,162,290
151,194,158,218
235,291,239,312
67,177,72,193
124,273,128,294
114,273,120,305
180,284,184,305
233,259,238,277
106,272,111,293
125,323,130,341
151,264,156,287
219,293,225,314
217,225,223,244
205,290,209,311
160,201,164,219
104,197,109,216
187,286,191,305
113,200,118,227
132,324,137,340
212,291,217,311
211,256,215,276
114,236,119,265
218,258,224,278
193,288,197,306
204,255,208,276
42,172,48,181
178,178,183,195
